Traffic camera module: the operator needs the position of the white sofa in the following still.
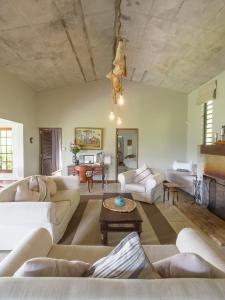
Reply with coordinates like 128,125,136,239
0,228,225,299
118,170,163,203
0,176,80,250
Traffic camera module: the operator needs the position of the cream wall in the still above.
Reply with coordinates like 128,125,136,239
187,70,225,175
37,80,187,180
0,71,38,177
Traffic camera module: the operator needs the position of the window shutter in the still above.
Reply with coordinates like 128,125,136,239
197,80,217,105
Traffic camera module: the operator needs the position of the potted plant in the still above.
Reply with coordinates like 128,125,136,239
70,142,81,165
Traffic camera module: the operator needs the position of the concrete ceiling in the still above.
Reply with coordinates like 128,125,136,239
1,0,225,93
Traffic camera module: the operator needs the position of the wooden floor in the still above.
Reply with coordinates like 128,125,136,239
175,191,225,246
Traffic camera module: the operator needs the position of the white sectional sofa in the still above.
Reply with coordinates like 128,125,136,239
0,227,225,299
0,176,80,250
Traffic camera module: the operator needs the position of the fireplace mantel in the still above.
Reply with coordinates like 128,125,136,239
200,144,225,156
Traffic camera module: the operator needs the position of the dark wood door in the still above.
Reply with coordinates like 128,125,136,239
39,128,62,175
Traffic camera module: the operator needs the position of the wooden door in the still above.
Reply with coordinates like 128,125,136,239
39,128,62,175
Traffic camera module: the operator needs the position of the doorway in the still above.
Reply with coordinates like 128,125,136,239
116,128,138,179
39,128,62,175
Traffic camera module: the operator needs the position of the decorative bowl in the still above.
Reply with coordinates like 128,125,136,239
114,195,125,207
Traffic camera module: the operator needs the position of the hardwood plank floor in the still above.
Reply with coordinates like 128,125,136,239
175,191,225,246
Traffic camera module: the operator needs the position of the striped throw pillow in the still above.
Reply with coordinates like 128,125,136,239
134,164,153,185
87,232,160,279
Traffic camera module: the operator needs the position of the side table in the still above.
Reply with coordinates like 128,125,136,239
163,181,180,205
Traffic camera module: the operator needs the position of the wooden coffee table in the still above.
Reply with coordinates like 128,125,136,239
99,193,142,245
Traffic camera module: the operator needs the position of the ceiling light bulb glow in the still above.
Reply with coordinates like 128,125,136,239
118,94,124,106
117,117,122,125
109,111,115,120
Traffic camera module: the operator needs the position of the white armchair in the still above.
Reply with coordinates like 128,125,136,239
118,170,163,203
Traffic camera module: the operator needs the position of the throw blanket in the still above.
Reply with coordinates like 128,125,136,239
29,175,48,201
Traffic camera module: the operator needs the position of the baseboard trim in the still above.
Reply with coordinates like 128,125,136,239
93,180,117,183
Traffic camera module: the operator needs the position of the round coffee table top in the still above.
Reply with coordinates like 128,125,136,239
103,197,136,213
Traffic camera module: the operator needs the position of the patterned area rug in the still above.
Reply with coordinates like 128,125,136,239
59,195,179,246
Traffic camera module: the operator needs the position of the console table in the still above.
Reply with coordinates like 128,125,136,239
67,164,105,188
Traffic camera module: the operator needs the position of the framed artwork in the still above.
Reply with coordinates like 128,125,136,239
75,128,103,150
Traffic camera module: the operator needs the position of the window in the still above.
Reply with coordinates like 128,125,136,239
203,100,213,145
0,128,13,173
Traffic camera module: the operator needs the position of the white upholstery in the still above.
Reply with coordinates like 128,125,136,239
176,228,225,278
172,160,193,172
166,169,194,195
0,228,52,277
0,176,80,250
0,228,225,299
118,169,164,203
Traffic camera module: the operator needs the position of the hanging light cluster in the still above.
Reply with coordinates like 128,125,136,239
106,39,127,125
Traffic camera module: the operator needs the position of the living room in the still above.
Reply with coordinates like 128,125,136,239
1,0,225,299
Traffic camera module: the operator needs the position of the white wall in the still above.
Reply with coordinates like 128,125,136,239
0,119,24,180
187,69,225,175
37,80,187,179
0,71,38,177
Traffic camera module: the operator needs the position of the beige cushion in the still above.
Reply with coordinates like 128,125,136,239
47,178,57,196
48,245,113,264
51,201,70,224
51,190,77,204
14,257,90,277
14,184,40,202
153,253,212,278
29,176,50,201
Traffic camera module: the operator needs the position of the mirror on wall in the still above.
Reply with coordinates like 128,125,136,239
116,128,138,178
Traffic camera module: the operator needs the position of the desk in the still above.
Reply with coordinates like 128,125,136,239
67,164,105,188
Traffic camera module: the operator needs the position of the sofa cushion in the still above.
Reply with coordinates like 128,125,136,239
87,232,160,279
153,253,212,278
14,257,90,277
51,201,71,224
134,164,153,185
29,176,50,201
47,178,57,196
51,190,77,205
172,161,193,172
15,184,40,202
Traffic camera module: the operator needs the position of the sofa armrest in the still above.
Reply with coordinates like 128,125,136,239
50,175,79,191
0,202,58,225
176,228,225,278
0,228,52,276
118,170,135,184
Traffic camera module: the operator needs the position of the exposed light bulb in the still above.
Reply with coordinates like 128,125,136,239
109,111,115,120
118,94,124,106
117,117,122,125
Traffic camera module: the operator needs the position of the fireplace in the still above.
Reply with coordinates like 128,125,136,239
203,174,225,220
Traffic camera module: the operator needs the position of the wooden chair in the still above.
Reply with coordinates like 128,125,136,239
76,165,93,192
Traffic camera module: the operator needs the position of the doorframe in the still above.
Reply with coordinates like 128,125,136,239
39,127,62,175
115,128,139,181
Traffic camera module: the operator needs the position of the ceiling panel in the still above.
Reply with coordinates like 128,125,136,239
0,0,225,93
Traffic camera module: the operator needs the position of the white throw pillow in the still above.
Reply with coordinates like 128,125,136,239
172,161,193,172
15,184,40,202
153,253,212,278
87,232,160,279
14,257,90,277
46,178,57,196
134,164,153,185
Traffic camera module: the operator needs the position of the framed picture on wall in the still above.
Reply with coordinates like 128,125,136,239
75,127,103,150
